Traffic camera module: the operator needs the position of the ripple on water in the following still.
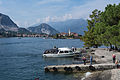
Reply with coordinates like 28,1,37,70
0,38,84,80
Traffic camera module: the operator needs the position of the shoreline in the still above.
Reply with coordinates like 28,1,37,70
79,48,120,80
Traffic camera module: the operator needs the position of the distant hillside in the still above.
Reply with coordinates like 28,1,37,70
0,13,31,33
49,18,88,35
0,13,18,32
18,28,31,34
28,23,59,35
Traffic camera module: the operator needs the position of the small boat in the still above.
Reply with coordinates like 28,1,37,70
43,47,74,58
18,37,21,39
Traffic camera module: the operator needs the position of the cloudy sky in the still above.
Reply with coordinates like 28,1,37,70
0,0,119,28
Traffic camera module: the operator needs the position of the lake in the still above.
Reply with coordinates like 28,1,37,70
0,37,84,80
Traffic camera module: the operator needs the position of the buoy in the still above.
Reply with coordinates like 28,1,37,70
64,67,73,72
45,68,49,72
75,66,81,71
35,78,39,80
64,67,68,71
89,65,95,71
67,67,73,72
53,67,58,72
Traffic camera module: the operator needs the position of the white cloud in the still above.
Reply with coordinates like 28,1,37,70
63,14,72,21
70,0,120,19
0,1,2,5
14,14,72,27
37,0,120,23
6,0,119,28
14,20,31,28
43,16,50,22
37,0,67,5
23,21,30,28
36,18,41,23
41,14,73,23
14,21,20,26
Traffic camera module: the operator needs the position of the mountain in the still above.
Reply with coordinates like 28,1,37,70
18,28,31,34
0,13,31,35
28,23,59,35
0,13,18,32
49,18,88,35
0,28,5,32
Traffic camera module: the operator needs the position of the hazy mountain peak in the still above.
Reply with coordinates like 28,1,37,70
28,18,88,35
28,23,59,35
49,18,88,35
0,13,18,32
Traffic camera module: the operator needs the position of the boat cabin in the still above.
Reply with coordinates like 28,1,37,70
44,49,59,54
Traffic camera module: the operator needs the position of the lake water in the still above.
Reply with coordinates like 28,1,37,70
0,37,84,80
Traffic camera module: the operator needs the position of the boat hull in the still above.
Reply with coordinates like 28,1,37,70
43,53,74,58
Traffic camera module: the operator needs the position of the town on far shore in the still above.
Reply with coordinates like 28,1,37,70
19,29,82,39
0,29,82,39
52,29,82,39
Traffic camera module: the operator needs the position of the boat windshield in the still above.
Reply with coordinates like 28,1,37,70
59,50,72,53
44,49,58,54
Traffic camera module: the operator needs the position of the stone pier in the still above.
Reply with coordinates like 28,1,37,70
44,63,117,72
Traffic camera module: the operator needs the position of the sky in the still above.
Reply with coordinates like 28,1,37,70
0,0,119,28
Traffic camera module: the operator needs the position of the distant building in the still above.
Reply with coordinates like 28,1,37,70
68,29,71,36
58,29,79,37
70,32,79,37
59,32,67,36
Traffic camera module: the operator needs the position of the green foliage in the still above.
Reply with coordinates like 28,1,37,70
81,9,102,48
81,3,120,49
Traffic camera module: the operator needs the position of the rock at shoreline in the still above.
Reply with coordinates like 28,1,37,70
83,48,120,80
84,70,111,80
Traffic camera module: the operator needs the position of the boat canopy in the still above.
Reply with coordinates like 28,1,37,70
44,49,59,54
58,47,72,51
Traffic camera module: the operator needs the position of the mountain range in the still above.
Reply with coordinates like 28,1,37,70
29,19,88,35
0,13,59,35
49,19,88,35
0,13,88,36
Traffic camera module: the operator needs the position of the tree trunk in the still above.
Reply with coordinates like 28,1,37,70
93,45,98,48
115,45,118,50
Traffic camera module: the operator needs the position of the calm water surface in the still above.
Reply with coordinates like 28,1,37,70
0,37,84,80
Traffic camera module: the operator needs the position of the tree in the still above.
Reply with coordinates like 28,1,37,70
81,9,102,48
82,3,120,50
99,3,120,49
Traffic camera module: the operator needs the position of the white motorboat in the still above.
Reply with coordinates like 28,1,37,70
43,47,74,57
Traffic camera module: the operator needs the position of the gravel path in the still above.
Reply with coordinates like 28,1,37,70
94,49,120,63
94,49,113,63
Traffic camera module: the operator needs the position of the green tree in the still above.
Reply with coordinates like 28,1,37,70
82,3,120,49
81,9,102,48
99,3,120,49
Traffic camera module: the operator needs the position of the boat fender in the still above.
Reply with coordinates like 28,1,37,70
89,65,95,71
64,67,68,71
53,67,58,72
64,67,73,72
75,66,81,71
45,68,49,72
67,67,73,72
